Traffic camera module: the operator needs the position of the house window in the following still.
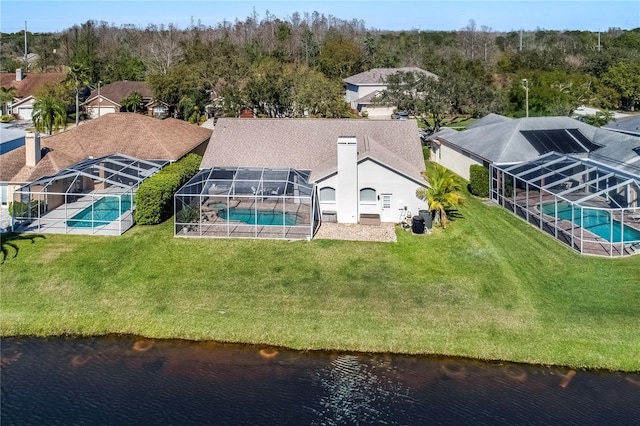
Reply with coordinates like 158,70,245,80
319,187,336,202
360,188,376,204
0,184,7,206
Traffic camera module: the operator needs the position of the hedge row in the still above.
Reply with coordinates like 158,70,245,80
469,164,490,198
134,154,202,225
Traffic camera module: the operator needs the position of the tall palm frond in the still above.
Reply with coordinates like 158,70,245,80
33,95,67,135
416,163,464,228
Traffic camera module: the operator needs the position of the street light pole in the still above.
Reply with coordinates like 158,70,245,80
521,78,529,118
97,80,102,118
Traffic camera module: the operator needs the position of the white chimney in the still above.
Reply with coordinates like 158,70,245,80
16,68,23,82
25,132,41,167
336,136,358,223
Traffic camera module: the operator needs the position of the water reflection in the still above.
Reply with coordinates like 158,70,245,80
1,337,639,425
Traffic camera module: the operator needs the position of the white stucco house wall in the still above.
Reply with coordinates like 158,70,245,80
343,67,438,119
200,118,430,225
10,96,35,121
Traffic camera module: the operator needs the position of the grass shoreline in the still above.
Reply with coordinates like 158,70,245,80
2,190,639,372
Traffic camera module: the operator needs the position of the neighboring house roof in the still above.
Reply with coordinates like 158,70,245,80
466,113,513,129
0,72,67,98
602,116,640,137
0,123,25,155
85,81,154,106
201,118,426,184
0,113,211,183
343,67,438,86
356,90,385,106
432,116,603,164
587,128,640,175
10,95,34,108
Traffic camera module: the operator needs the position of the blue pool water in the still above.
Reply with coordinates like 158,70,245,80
68,196,133,228
540,201,640,243
218,208,299,226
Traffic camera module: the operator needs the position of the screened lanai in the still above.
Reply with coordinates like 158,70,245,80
175,167,320,240
490,152,640,257
12,154,167,235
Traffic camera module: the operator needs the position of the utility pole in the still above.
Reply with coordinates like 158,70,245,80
521,79,529,118
97,80,102,118
598,31,601,52
24,21,28,69
519,29,523,51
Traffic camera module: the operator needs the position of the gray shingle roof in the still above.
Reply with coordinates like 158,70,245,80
602,116,640,137
344,67,437,85
433,116,600,164
587,128,640,175
466,113,513,129
201,118,426,183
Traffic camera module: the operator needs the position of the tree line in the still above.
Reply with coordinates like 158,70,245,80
1,11,639,125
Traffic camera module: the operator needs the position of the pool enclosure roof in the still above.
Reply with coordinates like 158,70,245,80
177,167,315,198
16,153,168,194
495,151,640,209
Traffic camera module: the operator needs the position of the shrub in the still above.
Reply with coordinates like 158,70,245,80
469,165,490,198
134,154,202,225
8,200,42,217
0,115,14,123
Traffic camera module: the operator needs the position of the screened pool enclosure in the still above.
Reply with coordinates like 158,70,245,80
12,154,167,235
491,152,640,257
175,167,319,239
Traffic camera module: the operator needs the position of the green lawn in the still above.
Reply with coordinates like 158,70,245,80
1,190,639,371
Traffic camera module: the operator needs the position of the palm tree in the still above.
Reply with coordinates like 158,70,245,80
32,94,67,135
121,91,143,112
416,163,464,228
67,63,90,126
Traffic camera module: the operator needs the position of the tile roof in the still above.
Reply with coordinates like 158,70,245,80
0,72,67,98
344,67,437,85
201,118,426,183
0,113,211,183
85,81,154,105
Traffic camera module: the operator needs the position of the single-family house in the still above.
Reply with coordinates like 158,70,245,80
177,118,429,239
429,113,640,257
0,69,67,120
0,113,212,233
83,81,161,118
343,67,438,118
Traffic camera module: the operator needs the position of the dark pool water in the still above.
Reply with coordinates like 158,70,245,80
1,337,638,425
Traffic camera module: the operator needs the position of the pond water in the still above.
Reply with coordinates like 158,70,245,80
1,337,638,425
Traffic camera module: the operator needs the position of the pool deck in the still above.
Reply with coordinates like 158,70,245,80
506,190,640,257
177,197,315,240
13,192,134,236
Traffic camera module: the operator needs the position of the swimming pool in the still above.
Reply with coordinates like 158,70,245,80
218,208,299,226
68,196,133,228
540,201,640,243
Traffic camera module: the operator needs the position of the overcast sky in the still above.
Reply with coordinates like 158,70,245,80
1,0,638,33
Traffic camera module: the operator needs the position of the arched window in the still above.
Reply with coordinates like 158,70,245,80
319,187,336,202
360,188,377,203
